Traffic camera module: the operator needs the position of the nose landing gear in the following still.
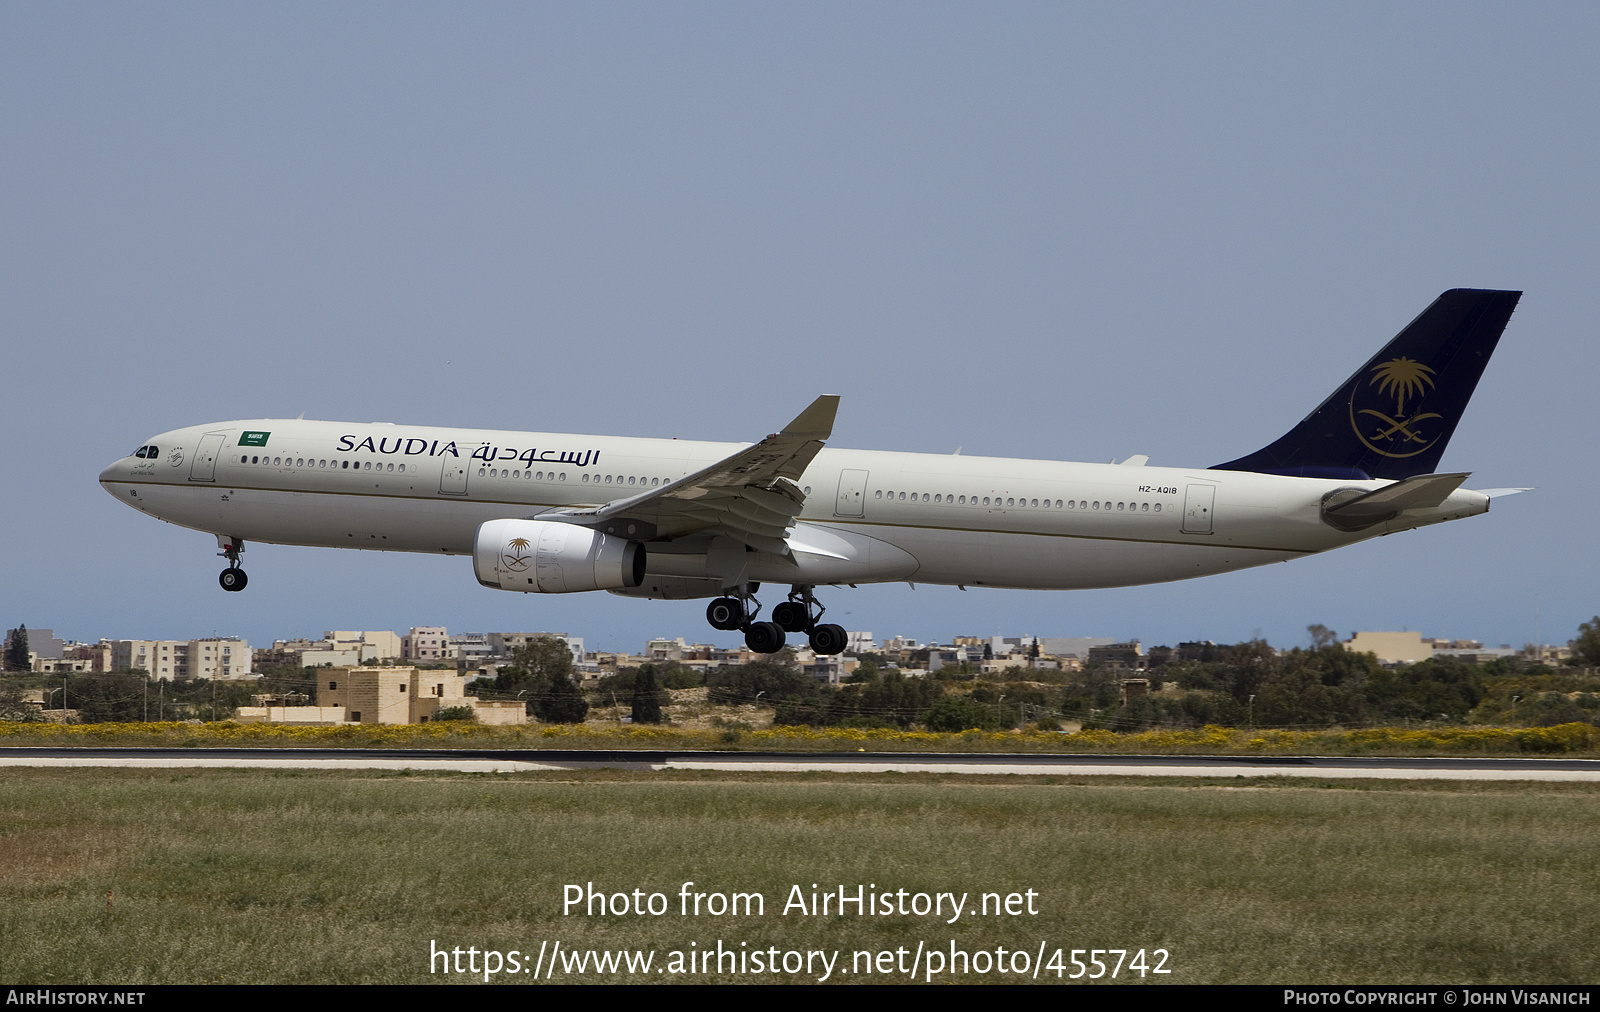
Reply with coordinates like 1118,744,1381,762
707,584,846,655
217,537,248,592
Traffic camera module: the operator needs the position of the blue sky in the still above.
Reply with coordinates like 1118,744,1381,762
3,3,1595,654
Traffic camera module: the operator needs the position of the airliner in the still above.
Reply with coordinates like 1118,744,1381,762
100,289,1522,655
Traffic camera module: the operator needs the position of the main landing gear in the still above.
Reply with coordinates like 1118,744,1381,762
706,584,846,656
217,537,248,592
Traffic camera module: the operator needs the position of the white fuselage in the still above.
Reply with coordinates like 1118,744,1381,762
99,418,1491,596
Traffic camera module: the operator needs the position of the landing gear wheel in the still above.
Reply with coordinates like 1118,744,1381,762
771,601,810,633
219,567,248,592
744,622,786,654
809,623,847,655
706,597,744,631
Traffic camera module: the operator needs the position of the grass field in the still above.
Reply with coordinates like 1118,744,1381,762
2,768,1597,985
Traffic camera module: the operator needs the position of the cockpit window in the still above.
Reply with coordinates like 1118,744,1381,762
133,445,156,458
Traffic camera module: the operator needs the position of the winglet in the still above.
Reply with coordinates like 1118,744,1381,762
781,395,840,440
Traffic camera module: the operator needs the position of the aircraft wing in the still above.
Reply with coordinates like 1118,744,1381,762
540,395,840,554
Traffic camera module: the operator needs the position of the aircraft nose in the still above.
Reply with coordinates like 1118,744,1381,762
99,460,122,485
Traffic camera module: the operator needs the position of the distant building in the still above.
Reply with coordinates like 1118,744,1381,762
298,649,363,667
311,666,525,725
1087,642,1146,671
1038,637,1117,662
15,629,66,660
846,631,877,654
108,638,253,679
799,651,855,685
450,632,495,664
402,627,449,662
1429,639,1517,664
487,633,585,665
325,631,403,661
1346,632,1432,665
928,644,984,672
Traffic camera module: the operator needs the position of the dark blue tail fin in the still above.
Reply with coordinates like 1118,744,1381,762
1212,289,1521,481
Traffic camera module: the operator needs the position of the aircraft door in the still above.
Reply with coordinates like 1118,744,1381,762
835,469,868,517
188,433,225,482
439,459,469,495
1182,484,1215,534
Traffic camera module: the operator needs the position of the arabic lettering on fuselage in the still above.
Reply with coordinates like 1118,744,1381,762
335,434,599,469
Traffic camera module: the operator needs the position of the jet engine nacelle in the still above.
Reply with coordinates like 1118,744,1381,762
474,518,646,594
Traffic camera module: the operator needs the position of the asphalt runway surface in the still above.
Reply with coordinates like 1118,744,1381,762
2,747,1598,780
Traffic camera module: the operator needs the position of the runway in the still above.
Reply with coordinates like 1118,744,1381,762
3,747,1598,780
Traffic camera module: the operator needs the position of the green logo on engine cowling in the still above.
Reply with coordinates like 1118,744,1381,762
239,431,271,447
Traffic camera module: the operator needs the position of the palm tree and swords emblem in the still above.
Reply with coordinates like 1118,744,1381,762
1350,357,1441,458
501,536,533,572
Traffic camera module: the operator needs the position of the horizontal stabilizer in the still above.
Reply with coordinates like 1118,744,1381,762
1321,472,1469,531
1474,487,1533,499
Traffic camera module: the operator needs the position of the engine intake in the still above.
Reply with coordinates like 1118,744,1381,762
474,518,645,593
